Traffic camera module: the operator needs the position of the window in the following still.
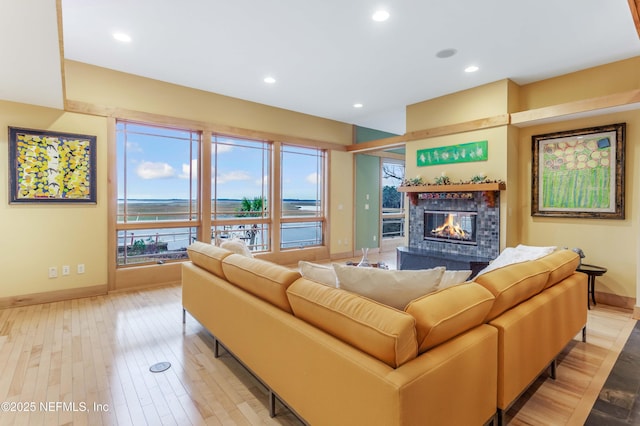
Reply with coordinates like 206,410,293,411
211,135,270,252
115,120,329,265
116,121,199,265
280,145,325,249
381,159,405,238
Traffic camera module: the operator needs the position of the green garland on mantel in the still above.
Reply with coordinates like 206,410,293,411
401,173,505,187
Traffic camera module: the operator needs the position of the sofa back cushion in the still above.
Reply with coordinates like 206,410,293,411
222,254,301,313
286,277,418,368
538,249,580,289
187,242,232,279
473,261,550,321
405,283,495,353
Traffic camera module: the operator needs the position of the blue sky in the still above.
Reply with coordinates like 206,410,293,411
117,123,321,200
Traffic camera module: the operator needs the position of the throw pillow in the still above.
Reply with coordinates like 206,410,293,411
220,238,253,257
476,244,556,276
439,270,472,289
298,261,338,287
332,263,444,310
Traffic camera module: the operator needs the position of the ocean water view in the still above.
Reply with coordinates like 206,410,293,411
117,199,322,264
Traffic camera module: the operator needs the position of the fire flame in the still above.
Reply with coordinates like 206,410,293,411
431,214,470,240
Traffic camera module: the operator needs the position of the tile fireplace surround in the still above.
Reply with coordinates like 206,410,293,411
407,191,500,260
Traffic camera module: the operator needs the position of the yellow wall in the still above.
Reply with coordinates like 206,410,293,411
0,62,356,300
517,111,639,300
406,79,511,131
329,150,355,255
0,101,108,298
517,57,640,110
65,61,353,146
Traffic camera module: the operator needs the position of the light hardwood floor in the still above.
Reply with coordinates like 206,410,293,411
0,254,636,425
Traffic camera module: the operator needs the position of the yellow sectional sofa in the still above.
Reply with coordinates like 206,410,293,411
181,243,586,426
182,242,498,425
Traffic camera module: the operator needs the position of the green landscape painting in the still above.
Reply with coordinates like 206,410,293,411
533,123,625,219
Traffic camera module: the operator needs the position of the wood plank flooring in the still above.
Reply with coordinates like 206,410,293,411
0,254,635,425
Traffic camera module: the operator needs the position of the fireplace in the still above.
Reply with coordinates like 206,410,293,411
406,191,500,260
424,210,477,245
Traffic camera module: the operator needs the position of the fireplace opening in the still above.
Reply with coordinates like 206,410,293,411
424,210,477,245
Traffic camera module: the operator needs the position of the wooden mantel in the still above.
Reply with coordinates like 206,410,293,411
397,182,506,193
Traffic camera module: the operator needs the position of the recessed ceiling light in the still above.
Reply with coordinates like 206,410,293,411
353,103,364,108
465,65,479,73
372,10,390,22
436,48,457,59
113,32,132,43
264,76,276,84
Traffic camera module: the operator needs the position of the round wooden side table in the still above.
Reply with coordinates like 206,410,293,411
576,263,607,309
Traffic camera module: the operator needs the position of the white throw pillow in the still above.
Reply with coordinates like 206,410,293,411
220,238,253,257
476,245,556,276
333,263,445,310
439,270,473,289
298,261,338,287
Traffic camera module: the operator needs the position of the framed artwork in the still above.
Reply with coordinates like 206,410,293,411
9,127,97,203
417,140,488,167
531,123,625,219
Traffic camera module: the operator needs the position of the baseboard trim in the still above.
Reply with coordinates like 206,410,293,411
633,306,640,320
0,284,108,309
595,291,635,311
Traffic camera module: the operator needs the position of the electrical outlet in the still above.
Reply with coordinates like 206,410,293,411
62,265,70,276
48,267,58,278
77,264,85,274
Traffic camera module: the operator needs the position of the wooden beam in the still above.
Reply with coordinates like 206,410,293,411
56,0,67,105
405,114,510,142
64,100,348,151
345,135,406,153
629,0,640,38
511,89,640,126
346,114,510,153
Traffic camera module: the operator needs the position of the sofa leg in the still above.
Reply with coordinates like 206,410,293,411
496,409,504,426
269,390,277,417
582,326,587,343
550,358,557,380
182,308,186,324
214,338,220,358
484,412,498,426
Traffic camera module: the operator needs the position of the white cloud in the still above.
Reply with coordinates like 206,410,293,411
306,172,320,184
179,159,198,179
136,161,175,179
217,170,251,184
214,143,233,154
255,175,269,186
126,141,143,152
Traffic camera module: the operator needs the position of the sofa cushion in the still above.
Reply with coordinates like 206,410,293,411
405,283,495,353
473,261,550,321
222,254,301,313
333,263,444,310
298,261,338,287
286,277,418,368
187,242,232,279
537,249,580,289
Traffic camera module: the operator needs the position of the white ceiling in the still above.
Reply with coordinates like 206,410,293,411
2,1,639,135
